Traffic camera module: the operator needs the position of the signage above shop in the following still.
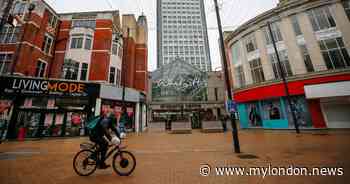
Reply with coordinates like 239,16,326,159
0,76,100,98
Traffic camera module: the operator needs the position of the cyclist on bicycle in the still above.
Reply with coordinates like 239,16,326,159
89,109,120,169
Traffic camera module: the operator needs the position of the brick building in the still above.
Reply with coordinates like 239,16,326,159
0,0,149,139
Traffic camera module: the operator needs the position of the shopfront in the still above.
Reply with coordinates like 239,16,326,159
238,95,313,129
305,81,350,129
0,76,99,139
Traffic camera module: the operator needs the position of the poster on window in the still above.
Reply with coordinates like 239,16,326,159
285,96,312,127
246,102,262,127
261,99,284,120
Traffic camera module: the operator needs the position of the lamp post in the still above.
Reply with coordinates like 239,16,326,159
266,21,300,134
214,0,240,153
10,0,36,75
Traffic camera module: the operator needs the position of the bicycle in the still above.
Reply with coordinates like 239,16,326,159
73,141,136,176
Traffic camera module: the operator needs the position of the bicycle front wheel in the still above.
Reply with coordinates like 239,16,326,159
112,150,136,176
73,149,97,176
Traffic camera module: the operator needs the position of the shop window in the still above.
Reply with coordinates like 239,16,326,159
109,66,116,84
35,60,47,77
319,37,350,69
261,99,284,120
245,34,258,53
249,58,265,84
299,44,314,72
0,53,13,74
0,26,20,43
247,103,263,127
269,50,293,79
263,22,283,45
287,96,313,127
42,34,53,54
291,15,302,36
32,97,48,107
342,0,350,20
80,63,88,81
307,6,336,32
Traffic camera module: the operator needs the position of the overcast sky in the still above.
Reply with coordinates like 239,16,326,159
46,0,279,72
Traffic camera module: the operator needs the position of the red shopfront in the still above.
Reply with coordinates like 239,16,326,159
234,73,350,129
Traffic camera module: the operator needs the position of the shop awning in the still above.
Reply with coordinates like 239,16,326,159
304,81,350,99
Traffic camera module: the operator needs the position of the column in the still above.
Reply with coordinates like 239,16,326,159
331,2,350,50
298,12,327,71
135,102,140,133
255,29,275,80
280,16,307,75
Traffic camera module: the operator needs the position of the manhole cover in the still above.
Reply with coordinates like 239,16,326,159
237,154,259,159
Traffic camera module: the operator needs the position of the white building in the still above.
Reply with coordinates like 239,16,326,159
157,0,212,72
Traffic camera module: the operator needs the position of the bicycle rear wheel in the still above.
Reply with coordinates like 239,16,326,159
112,150,136,176
73,149,97,176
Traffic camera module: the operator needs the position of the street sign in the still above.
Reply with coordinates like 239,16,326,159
226,100,237,113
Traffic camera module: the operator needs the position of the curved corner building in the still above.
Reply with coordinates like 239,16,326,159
224,0,350,129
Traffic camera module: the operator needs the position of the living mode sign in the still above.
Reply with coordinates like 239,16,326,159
2,77,91,97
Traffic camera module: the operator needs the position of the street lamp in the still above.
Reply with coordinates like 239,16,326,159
214,0,241,153
266,21,300,134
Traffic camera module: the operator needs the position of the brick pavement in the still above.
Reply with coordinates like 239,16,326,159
0,129,349,184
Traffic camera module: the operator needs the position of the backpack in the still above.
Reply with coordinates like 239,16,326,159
86,116,101,133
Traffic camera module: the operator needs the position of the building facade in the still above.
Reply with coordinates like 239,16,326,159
224,0,350,129
157,0,211,71
0,0,149,140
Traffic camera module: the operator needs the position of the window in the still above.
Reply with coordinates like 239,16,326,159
214,88,218,101
112,41,118,55
0,53,13,74
269,50,293,79
116,68,121,86
230,42,241,64
299,45,314,72
249,58,265,83
70,35,83,49
62,59,79,80
80,63,88,81
264,22,283,44
245,34,258,53
291,15,302,36
342,0,350,20
319,37,350,69
72,20,96,29
308,6,336,31
12,2,26,15
109,67,116,84
0,26,20,43
234,65,245,88
35,60,47,77
42,34,53,54
47,12,58,28
84,35,92,50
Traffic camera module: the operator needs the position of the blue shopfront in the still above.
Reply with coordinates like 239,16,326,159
237,96,313,129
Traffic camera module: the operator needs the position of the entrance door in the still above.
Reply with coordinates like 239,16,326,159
322,100,350,128
16,111,44,138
